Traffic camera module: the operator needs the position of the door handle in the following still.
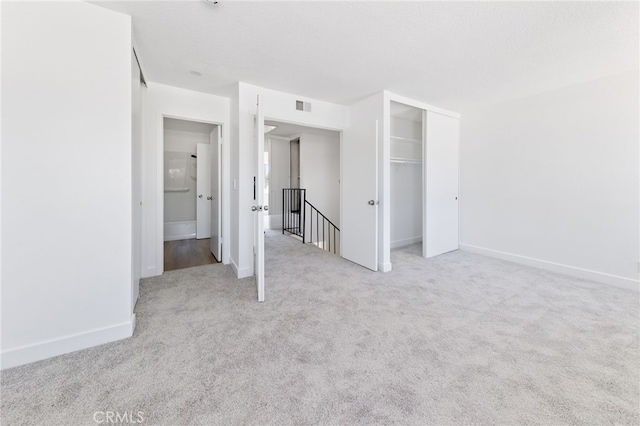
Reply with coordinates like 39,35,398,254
251,205,263,212
207,196,212,200
263,205,269,212
198,194,203,198
368,200,375,206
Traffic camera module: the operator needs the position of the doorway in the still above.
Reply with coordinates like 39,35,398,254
290,138,300,189
163,117,222,271
262,120,341,249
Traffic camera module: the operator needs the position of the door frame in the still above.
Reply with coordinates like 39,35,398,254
260,116,344,258
381,91,461,271
157,115,226,275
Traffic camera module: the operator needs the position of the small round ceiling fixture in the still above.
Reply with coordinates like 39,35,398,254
190,70,203,77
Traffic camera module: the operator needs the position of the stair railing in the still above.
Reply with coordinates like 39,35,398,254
304,200,340,255
283,188,305,240
282,188,340,255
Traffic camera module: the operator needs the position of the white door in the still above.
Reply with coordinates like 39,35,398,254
253,95,265,302
425,111,459,257
341,96,380,271
210,126,222,261
131,49,142,310
196,143,212,239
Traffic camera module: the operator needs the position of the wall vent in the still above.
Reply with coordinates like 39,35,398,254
296,100,311,112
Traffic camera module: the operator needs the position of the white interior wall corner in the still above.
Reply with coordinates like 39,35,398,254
459,70,639,290
1,1,133,369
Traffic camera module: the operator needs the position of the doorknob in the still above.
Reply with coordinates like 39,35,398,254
263,205,269,212
251,205,263,212
368,200,375,206
251,206,258,212
198,194,203,198
207,196,212,200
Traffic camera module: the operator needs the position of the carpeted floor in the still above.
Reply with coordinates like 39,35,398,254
1,231,638,425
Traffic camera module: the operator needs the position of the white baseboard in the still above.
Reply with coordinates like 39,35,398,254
391,236,422,249
230,258,252,279
459,243,639,292
163,220,196,242
378,262,392,272
163,234,195,242
1,317,135,370
264,214,283,230
141,266,160,279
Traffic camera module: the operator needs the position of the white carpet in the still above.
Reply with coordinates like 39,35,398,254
1,231,638,425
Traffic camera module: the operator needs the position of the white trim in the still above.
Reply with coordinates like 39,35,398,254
141,265,159,279
164,220,196,241
459,243,639,292
265,213,283,230
385,91,461,119
378,261,392,272
1,318,135,370
157,113,230,276
391,236,422,249
163,234,196,242
230,257,253,279
267,135,291,142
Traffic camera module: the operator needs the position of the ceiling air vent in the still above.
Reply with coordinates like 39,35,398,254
296,100,311,112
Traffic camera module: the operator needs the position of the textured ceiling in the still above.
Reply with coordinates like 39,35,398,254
94,1,639,112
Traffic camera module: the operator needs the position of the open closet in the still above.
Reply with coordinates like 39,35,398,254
339,91,460,272
388,98,459,262
390,101,424,251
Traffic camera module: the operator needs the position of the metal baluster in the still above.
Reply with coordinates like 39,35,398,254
323,218,325,250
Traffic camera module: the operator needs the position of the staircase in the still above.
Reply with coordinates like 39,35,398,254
282,188,340,255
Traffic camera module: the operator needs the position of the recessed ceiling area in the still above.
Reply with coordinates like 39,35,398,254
93,1,638,112
265,120,339,140
164,117,216,134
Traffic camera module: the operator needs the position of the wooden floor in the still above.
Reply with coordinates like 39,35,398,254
164,238,218,271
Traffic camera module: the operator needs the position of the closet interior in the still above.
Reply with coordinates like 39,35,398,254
390,101,424,253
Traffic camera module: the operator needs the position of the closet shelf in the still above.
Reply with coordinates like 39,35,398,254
391,135,422,144
390,157,422,164
164,188,190,193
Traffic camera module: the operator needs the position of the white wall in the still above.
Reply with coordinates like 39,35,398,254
460,70,639,290
300,132,341,227
233,83,348,278
164,128,211,152
163,152,197,223
266,136,290,228
163,121,214,224
1,1,133,368
143,83,230,277
390,163,422,247
390,114,423,248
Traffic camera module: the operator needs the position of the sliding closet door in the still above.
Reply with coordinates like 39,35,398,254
425,111,459,257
